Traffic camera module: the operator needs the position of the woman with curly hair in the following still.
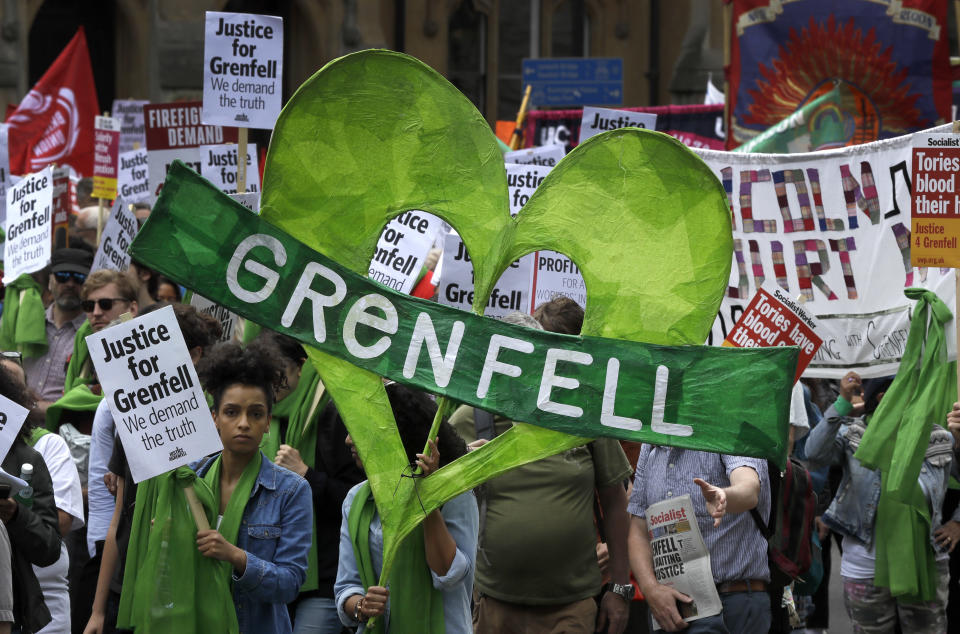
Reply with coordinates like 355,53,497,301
191,342,313,634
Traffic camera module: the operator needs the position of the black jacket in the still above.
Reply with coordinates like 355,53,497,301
3,437,62,633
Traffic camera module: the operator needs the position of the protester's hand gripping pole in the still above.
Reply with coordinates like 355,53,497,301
508,85,532,150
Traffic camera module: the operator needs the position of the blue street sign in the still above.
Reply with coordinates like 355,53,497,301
522,58,623,107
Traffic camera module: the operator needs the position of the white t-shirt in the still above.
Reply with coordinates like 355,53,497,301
33,432,84,634
87,399,116,556
789,381,810,441
840,538,876,580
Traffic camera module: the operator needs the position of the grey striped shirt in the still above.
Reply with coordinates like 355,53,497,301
627,445,770,584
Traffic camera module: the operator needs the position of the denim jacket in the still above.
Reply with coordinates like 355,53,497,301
196,453,313,634
805,403,958,550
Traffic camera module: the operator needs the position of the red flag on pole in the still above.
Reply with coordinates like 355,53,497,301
6,27,99,176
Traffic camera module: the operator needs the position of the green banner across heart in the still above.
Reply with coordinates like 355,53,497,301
131,162,797,465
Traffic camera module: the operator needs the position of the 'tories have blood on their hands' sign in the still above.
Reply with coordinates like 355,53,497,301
910,133,960,267
723,283,822,382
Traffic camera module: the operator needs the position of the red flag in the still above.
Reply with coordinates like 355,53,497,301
6,28,98,176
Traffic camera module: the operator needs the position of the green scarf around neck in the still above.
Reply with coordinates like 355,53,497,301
855,288,957,601
117,452,263,633
63,320,95,393
44,383,103,431
0,274,47,359
347,482,444,634
260,361,328,592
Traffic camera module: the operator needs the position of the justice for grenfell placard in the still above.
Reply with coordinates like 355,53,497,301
87,306,223,483
202,11,284,130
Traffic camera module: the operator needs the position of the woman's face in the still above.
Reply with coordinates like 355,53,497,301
213,383,271,456
156,282,179,303
345,434,363,471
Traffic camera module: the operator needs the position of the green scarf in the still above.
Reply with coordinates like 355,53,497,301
347,482,444,634
63,321,95,393
0,274,47,359
855,288,957,601
260,362,328,592
45,384,103,431
27,427,49,446
117,467,238,633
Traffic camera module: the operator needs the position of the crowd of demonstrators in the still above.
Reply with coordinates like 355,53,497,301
5,249,960,634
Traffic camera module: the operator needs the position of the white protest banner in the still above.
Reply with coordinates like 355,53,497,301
188,293,239,343
229,191,260,214
506,163,587,311
694,123,957,378
92,116,121,200
202,12,283,130
503,144,566,166
117,149,150,203
111,99,149,154
144,101,237,204
0,394,30,463
579,106,657,144
86,306,222,483
437,232,533,318
199,143,260,194
90,200,138,274
3,166,53,283
369,211,442,294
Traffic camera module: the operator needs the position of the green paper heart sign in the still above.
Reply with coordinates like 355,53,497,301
129,50,797,590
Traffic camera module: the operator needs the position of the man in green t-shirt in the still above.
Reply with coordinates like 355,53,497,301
450,299,633,633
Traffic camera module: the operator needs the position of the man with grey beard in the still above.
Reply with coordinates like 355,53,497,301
24,248,93,416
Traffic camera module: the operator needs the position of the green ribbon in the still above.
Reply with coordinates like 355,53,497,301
63,321,95,393
260,362,328,592
0,274,48,359
855,288,956,601
45,383,103,431
348,482,444,634
117,467,238,633
129,162,798,467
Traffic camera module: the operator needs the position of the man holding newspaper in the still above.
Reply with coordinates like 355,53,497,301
627,447,771,633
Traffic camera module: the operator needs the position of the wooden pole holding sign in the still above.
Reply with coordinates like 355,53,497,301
508,85,532,150
237,128,248,194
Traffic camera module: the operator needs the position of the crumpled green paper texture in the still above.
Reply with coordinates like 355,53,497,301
257,49,772,584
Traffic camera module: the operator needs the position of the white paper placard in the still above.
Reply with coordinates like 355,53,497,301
202,11,283,130
368,211,442,294
503,144,566,167
90,200,138,274
229,191,260,214
188,293,240,343
86,306,223,483
111,99,149,155
0,394,30,464
199,143,260,194
3,166,53,283
437,232,533,318
579,106,658,144
117,149,150,203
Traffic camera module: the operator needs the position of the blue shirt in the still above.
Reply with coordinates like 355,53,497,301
334,482,478,633
196,453,313,634
627,446,770,584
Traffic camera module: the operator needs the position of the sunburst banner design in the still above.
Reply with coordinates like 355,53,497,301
727,0,951,150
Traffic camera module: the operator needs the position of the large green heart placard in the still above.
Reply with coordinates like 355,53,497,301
130,50,795,587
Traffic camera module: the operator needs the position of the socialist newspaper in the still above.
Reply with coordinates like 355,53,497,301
647,494,722,628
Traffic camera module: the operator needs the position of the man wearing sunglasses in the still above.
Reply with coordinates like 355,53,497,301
23,248,93,417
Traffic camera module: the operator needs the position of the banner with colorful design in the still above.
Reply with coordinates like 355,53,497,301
696,124,956,378
728,0,951,149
